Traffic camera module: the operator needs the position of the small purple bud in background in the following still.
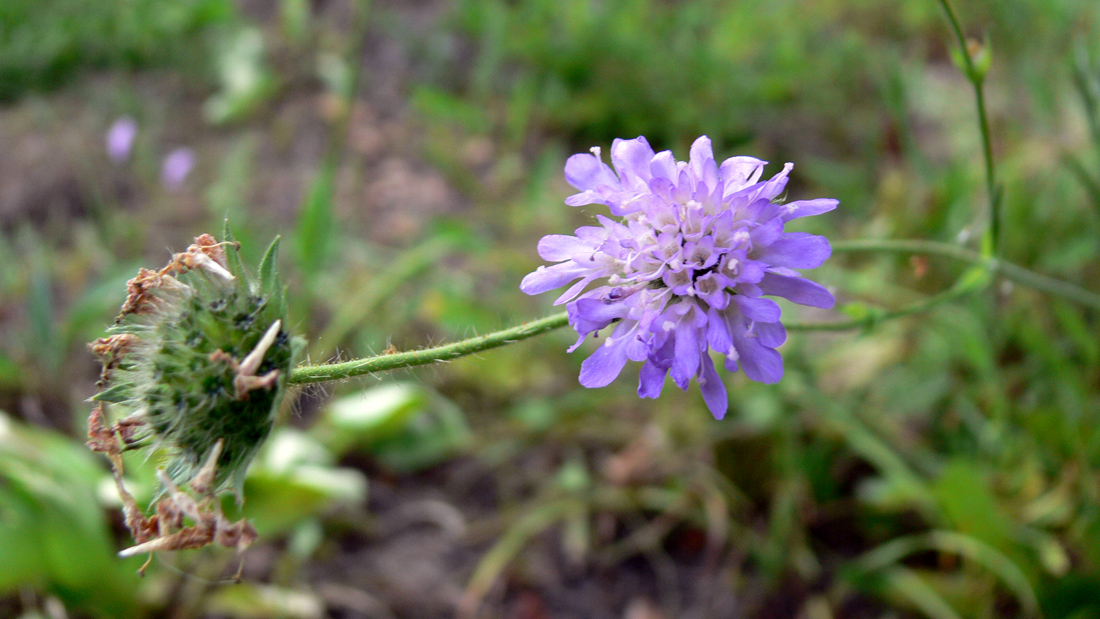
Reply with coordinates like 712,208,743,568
106,117,137,163
161,148,195,189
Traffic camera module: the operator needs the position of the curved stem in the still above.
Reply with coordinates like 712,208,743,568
289,311,570,384
937,0,999,255
786,275,983,332
832,239,1100,310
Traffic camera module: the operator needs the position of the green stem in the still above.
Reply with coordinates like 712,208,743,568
937,0,999,255
786,276,980,332
289,312,570,384
831,239,1100,309
288,239,1100,384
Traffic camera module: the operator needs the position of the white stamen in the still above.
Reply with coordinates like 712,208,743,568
194,253,235,282
240,319,282,376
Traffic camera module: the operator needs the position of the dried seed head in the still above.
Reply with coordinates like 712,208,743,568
89,230,304,560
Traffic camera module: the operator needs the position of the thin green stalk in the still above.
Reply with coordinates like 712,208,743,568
289,311,570,384
786,276,981,332
831,239,1100,309
937,0,999,255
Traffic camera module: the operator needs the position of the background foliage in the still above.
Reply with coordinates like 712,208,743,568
1,0,1100,617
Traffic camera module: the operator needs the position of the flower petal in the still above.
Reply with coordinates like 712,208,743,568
697,354,728,419
719,156,766,189
733,296,782,323
755,233,831,270
579,333,631,387
754,321,787,348
732,329,784,384
759,272,834,308
638,359,667,399
611,137,655,186
565,152,619,192
778,198,838,222
537,234,592,262
689,136,719,192
520,263,587,296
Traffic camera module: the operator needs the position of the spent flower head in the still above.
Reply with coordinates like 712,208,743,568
87,230,303,561
521,136,836,419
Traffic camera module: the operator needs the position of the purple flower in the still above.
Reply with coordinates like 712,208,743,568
106,117,137,163
521,136,836,419
161,147,195,189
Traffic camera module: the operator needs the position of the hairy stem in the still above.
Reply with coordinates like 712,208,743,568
289,312,570,384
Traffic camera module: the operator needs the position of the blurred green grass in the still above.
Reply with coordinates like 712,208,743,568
2,0,1100,617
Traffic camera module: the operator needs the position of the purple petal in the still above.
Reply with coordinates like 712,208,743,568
565,152,620,192
569,296,631,336
611,137,655,185
779,198,838,222
689,136,719,192
697,354,728,419
520,263,587,296
731,328,784,384
565,191,604,207
670,322,701,387
554,272,606,305
754,321,787,348
537,234,592,262
638,360,667,399
733,296,782,323
650,150,677,181
749,217,783,248
578,330,632,388
751,162,792,202
706,308,733,353
755,233,831,270
759,272,834,308
719,156,766,189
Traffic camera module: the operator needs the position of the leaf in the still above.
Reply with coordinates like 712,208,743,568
881,567,964,619
90,383,132,403
257,235,284,317
857,530,1038,616
293,166,335,275
932,460,1014,553
222,221,248,280
0,412,141,615
27,263,59,372
312,382,430,456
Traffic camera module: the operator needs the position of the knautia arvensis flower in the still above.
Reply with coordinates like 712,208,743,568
87,231,303,565
521,136,836,419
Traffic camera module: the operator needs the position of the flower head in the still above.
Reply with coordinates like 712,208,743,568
106,116,137,163
162,147,196,188
521,136,836,419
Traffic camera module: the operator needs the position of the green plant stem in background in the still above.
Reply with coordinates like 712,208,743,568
936,0,1000,256
288,238,1100,384
831,239,1100,310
